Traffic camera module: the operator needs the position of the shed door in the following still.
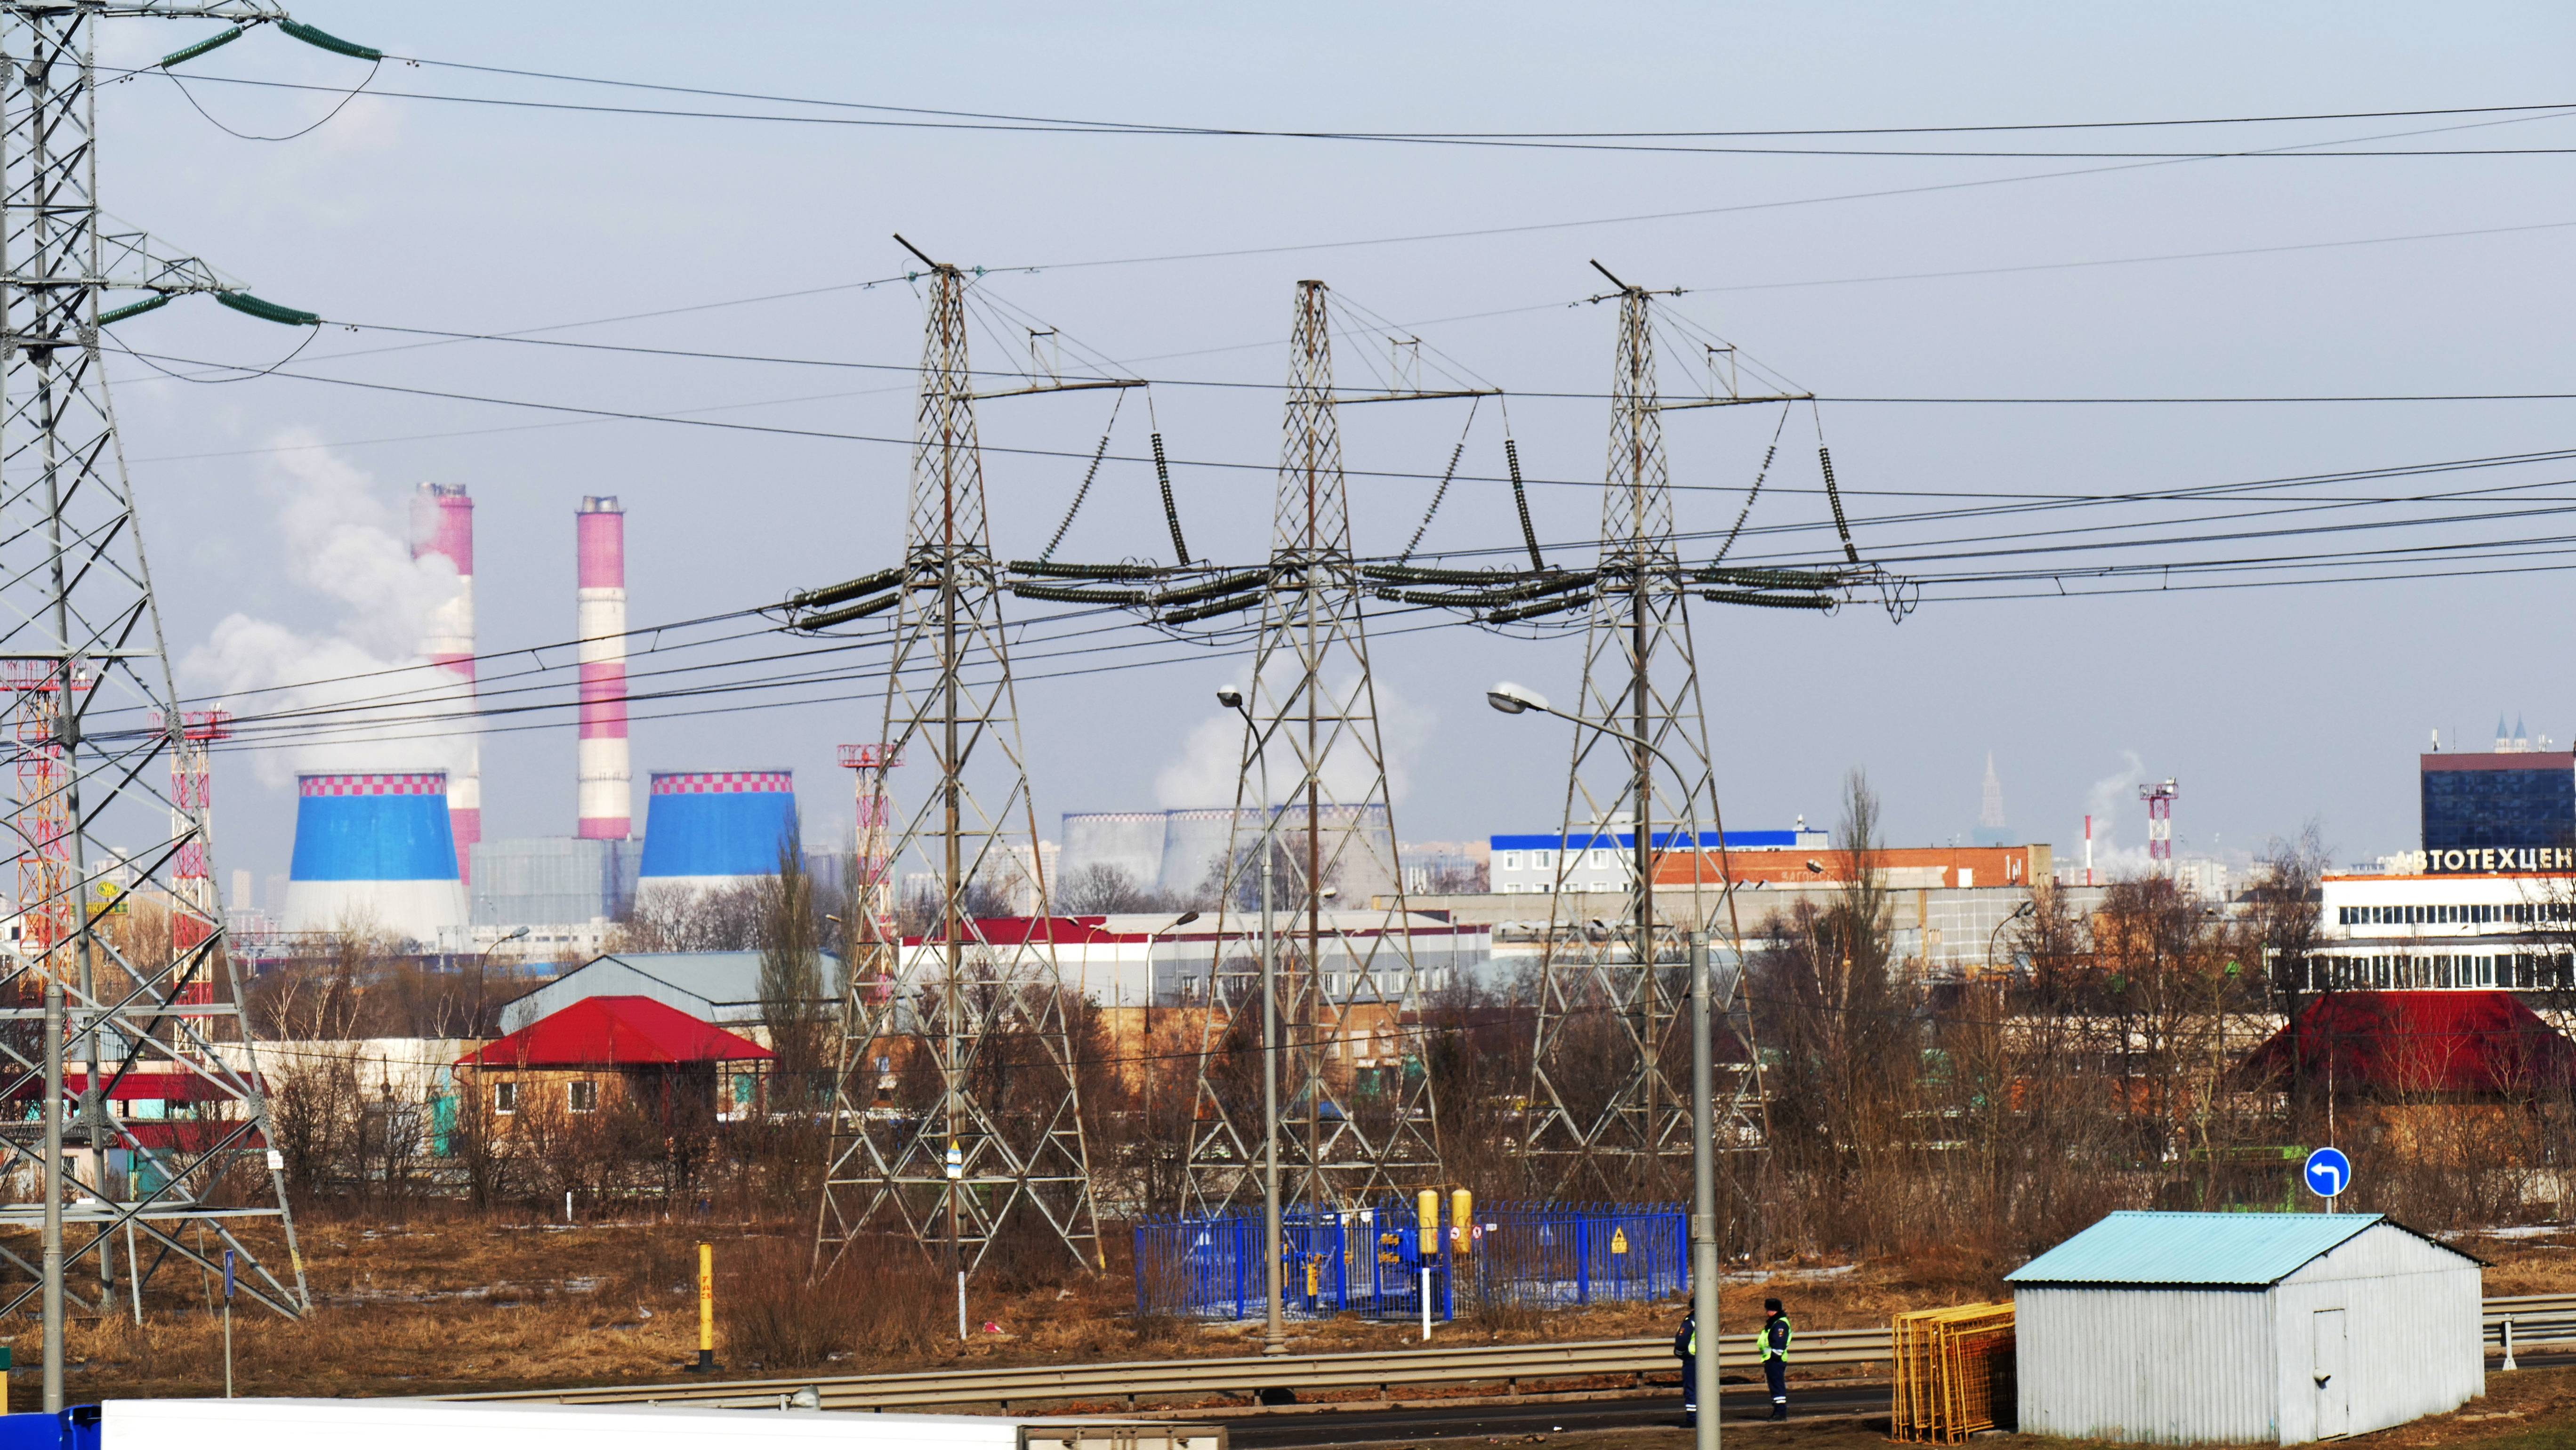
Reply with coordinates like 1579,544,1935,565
2312,1308,2349,1439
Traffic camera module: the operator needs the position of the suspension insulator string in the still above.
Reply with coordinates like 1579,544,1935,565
1038,393,1124,564
1504,437,1544,571
1151,431,1191,566
1812,402,1860,566
1399,397,1480,562
1711,402,1794,565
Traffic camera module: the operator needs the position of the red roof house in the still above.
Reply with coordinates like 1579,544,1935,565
2238,990,2576,1096
459,995,772,1069
457,996,772,1128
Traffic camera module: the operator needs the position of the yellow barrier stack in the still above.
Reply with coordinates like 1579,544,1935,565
1890,1302,2015,1443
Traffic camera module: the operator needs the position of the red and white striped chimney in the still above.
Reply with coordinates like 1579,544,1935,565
576,496,631,839
411,483,480,884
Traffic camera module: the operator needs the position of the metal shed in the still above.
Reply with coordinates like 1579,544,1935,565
2010,1211,2482,1445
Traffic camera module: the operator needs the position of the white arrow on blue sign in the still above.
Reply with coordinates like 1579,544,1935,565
2303,1146,2353,1199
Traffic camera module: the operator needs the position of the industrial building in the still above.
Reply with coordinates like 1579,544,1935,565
636,770,798,894
1489,824,1828,894
950,911,1491,1005
2422,734,2574,854
1061,804,1393,901
279,772,468,942
2011,1211,2482,1444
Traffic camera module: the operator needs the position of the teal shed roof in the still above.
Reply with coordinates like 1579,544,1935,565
2007,1211,2424,1287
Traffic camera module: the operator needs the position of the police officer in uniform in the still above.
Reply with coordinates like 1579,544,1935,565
1756,1298,1794,1419
1673,1308,1699,1426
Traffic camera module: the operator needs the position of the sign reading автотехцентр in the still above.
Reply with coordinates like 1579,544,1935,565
2390,848,2576,874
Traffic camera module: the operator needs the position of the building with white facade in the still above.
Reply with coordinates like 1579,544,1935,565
2300,864,2576,991
1489,825,1827,895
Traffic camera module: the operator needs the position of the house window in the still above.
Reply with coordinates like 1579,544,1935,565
1588,848,1611,869
569,1079,598,1113
1499,851,1520,871
1530,849,1553,869
494,1081,516,1114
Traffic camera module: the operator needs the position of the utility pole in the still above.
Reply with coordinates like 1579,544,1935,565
1,4,330,1353
813,240,1111,1279
1179,282,1447,1225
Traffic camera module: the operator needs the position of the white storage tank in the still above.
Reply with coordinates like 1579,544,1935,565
2011,1211,2482,1445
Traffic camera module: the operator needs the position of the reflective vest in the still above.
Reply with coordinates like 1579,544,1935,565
1757,1314,1794,1361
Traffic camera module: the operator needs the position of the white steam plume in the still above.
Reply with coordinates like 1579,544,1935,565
181,433,470,787
2080,751,2156,879
1157,665,1433,810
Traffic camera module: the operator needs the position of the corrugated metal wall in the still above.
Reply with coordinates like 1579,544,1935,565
2018,1285,2277,1443
2270,1231,2483,1442
2018,1223,2483,1445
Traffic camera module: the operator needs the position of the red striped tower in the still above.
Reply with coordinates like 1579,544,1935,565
577,497,632,838
411,483,479,883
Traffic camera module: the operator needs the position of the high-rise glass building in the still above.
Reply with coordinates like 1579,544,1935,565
2421,750,2576,852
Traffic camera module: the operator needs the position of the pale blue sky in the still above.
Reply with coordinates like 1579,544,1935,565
86,2,2576,886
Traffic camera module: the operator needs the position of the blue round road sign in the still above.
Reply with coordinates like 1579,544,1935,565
2304,1146,2353,1199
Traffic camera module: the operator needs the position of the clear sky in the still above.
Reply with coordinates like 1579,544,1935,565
86,2,2576,893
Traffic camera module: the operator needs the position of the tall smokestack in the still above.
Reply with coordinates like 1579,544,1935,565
411,483,479,884
577,496,631,839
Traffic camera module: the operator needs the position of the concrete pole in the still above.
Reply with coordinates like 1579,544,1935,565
1690,931,1719,1450
42,981,64,1414
1262,834,1284,1354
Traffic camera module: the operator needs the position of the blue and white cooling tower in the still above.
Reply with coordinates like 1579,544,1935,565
280,772,470,942
637,770,797,893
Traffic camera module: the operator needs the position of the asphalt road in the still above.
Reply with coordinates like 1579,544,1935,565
1228,1381,1887,1449
1226,1352,2576,1449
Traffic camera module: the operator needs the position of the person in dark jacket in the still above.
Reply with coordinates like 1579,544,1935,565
1756,1298,1794,1420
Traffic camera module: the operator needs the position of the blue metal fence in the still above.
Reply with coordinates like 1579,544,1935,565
1135,1200,1685,1321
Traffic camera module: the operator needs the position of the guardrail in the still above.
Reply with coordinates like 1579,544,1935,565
450,1328,1895,1413
2486,1293,2576,1350
452,1292,2573,1414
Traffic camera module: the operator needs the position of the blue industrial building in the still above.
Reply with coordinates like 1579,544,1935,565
2421,749,2575,853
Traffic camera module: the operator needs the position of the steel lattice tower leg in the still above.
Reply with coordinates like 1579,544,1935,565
817,262,1100,1278
1523,283,1765,1199
0,3,310,1335
1181,281,1443,1218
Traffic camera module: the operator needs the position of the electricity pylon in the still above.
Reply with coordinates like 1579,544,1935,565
0,2,328,1373
812,242,1111,1278
1521,268,1813,1198
1176,281,1447,1216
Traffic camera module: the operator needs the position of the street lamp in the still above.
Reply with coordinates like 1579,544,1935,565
473,926,531,1036
1489,681,1730,1449
1989,900,2035,980
1219,684,1288,1357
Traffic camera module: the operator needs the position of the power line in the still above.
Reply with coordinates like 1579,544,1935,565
121,63,2576,157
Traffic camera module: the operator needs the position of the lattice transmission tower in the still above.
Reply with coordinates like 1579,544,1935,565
1520,268,1827,1199
810,242,1113,1278
1173,281,1449,1216
0,3,330,1368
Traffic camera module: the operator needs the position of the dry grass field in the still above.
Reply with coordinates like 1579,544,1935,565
13,1212,2572,1407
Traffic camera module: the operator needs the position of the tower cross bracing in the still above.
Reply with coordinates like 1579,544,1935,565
816,255,1100,1277
0,2,310,1345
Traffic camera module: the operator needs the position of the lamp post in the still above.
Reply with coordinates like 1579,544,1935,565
473,926,531,1036
1218,684,1287,1356
1489,682,1728,1450
1988,900,2034,982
